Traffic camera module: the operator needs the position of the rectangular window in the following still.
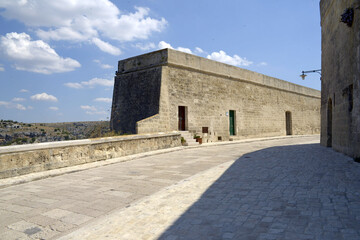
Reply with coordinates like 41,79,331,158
202,127,208,133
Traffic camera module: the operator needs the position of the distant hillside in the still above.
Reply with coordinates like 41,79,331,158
0,120,116,146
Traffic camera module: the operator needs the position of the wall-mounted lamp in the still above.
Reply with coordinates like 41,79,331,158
341,8,354,27
300,69,321,80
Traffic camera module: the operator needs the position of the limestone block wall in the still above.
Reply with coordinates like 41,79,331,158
110,67,162,134
0,133,181,179
320,0,360,158
111,49,320,142
165,64,320,142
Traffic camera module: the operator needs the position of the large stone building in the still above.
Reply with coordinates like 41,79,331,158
111,49,320,142
320,0,360,159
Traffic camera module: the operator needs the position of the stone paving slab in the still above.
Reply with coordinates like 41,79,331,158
1,135,360,239
58,160,234,240
58,136,360,240
1,135,305,239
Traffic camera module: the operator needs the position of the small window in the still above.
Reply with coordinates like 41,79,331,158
218,136,222,141
202,127,208,133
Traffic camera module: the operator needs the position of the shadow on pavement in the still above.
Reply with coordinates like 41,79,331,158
158,143,360,240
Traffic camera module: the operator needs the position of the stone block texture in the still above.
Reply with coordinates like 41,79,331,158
111,49,320,142
0,133,181,179
320,0,360,159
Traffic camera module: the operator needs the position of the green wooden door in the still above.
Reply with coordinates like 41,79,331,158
229,110,235,136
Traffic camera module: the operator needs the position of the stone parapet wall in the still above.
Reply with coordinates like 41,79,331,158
167,50,320,98
115,49,320,99
0,133,181,179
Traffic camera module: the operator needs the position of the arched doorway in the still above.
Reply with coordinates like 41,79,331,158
327,98,332,147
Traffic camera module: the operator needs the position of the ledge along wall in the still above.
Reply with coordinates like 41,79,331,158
0,133,181,179
111,49,321,142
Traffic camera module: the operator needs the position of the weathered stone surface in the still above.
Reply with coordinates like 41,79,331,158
0,133,181,179
320,0,360,159
111,67,162,134
111,49,321,142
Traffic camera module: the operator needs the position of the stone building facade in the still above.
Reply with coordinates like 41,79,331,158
320,0,360,159
111,49,320,142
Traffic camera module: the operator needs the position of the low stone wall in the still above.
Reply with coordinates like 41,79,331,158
0,132,181,179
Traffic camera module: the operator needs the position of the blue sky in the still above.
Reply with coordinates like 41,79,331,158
0,0,321,123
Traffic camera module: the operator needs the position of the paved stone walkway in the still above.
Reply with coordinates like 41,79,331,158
1,136,360,240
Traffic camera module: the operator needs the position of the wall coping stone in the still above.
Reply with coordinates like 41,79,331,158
0,132,180,154
117,48,320,99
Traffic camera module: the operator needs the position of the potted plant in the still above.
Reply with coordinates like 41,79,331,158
194,134,202,144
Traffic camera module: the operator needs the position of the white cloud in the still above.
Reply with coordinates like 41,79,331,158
30,93,58,102
86,110,107,115
195,47,204,54
27,106,34,110
0,64,4,71
100,64,112,69
104,7,167,42
0,32,81,74
80,105,107,115
207,50,253,67
36,26,93,42
65,78,113,89
81,105,97,111
12,97,25,102
0,101,26,110
64,82,83,89
158,41,192,54
158,41,173,49
49,106,59,111
16,104,26,110
92,38,121,55
0,2,167,54
82,78,113,87
134,42,156,51
94,97,112,103
93,59,113,69
177,47,192,54
19,89,29,93
258,62,268,66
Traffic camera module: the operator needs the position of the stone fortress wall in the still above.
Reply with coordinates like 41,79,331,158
111,49,320,142
320,0,360,159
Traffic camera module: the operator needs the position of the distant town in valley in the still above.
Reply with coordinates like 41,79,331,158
0,120,114,146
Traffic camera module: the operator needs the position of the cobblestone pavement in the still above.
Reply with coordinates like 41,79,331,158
1,135,360,240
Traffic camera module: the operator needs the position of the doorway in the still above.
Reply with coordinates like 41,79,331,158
327,98,332,147
178,106,187,131
229,110,235,136
285,111,292,135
